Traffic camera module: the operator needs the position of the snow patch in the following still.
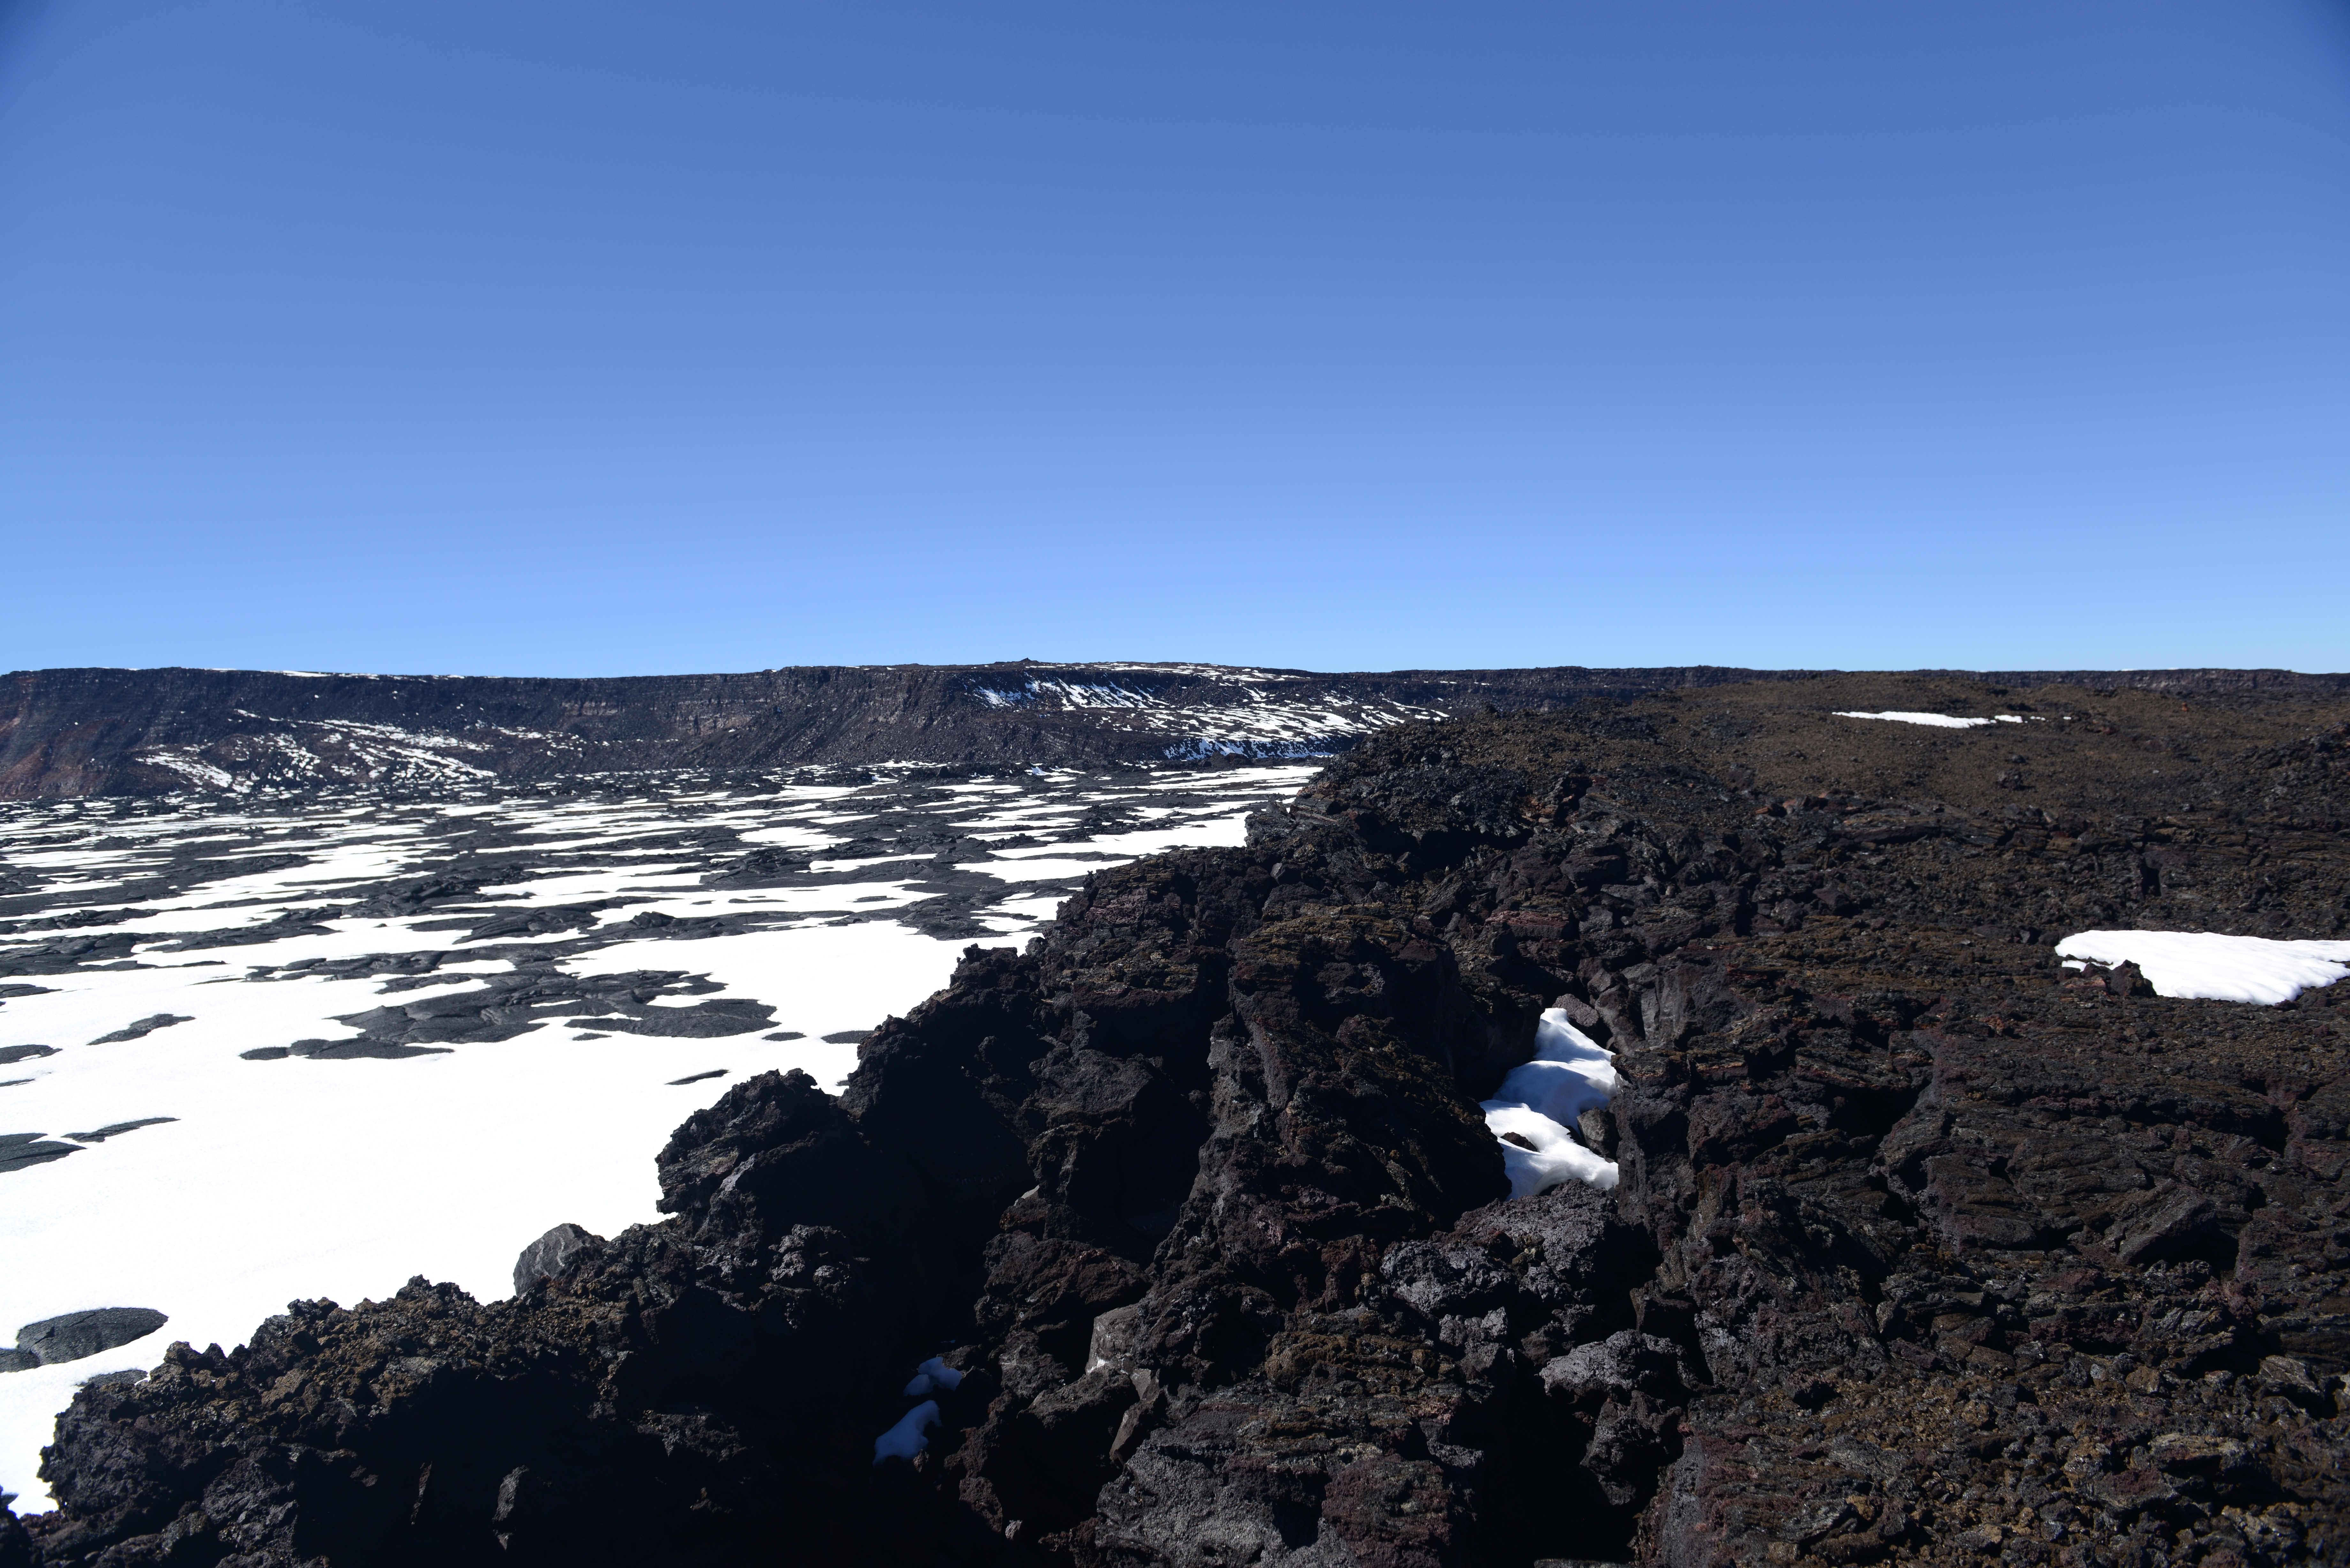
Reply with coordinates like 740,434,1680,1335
1482,1010,1619,1198
903,1357,963,1398
1834,711,1995,729
874,1399,940,1464
2055,931,2350,1006
1831,710,2044,730
134,751,239,790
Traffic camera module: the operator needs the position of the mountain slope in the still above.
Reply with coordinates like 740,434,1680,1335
3,661,2341,798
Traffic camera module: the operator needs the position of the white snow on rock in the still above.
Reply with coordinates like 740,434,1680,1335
1482,1010,1620,1198
902,1356,963,1398
959,673,1447,759
133,718,520,793
1831,711,2036,729
2055,931,2350,1006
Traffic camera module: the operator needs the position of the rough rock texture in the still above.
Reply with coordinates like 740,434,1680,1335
5,661,2341,799
510,1226,602,1299
12,674,2350,1565
13,1312,170,1369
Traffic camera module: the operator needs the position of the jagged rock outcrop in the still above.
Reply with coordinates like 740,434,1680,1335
12,676,2350,1565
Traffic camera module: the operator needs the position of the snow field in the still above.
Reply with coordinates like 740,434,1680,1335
0,762,1323,1508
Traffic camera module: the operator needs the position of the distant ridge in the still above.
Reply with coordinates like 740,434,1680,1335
3,660,2342,798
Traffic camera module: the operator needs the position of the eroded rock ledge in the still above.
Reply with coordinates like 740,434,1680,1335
9,679,2350,1567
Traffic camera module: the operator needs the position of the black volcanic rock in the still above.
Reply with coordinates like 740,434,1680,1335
229,968,774,1059
13,676,2350,1565
60,1119,176,1144
13,1311,168,1368
84,1015,190,1045
510,1224,602,1297
0,1134,78,1177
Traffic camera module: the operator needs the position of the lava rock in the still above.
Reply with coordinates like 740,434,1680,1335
14,1308,168,1366
510,1222,604,1296
0,1134,78,1176
61,1118,176,1144
84,1015,191,1045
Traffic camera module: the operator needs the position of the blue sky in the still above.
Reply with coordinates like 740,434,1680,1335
2,1,2345,678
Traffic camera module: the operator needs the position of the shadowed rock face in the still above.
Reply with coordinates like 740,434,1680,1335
13,676,2350,1566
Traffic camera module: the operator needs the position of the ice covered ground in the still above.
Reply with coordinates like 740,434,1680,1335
2057,930,2350,1006
0,760,1319,1509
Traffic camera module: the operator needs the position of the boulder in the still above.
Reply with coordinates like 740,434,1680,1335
14,1308,168,1366
511,1222,604,1297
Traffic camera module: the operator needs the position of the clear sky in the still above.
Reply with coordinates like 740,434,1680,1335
2,1,2345,678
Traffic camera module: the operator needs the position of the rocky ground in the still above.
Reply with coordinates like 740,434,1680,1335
6,673,2349,1567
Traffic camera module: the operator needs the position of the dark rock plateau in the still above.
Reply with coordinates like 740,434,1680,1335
11,673,2350,1567
4,661,2341,798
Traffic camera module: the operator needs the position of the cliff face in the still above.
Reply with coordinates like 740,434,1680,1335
11,675,2350,1567
4,661,2342,799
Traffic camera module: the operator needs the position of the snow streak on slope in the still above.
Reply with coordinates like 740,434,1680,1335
0,760,1320,1509
133,717,574,792
964,668,1448,759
